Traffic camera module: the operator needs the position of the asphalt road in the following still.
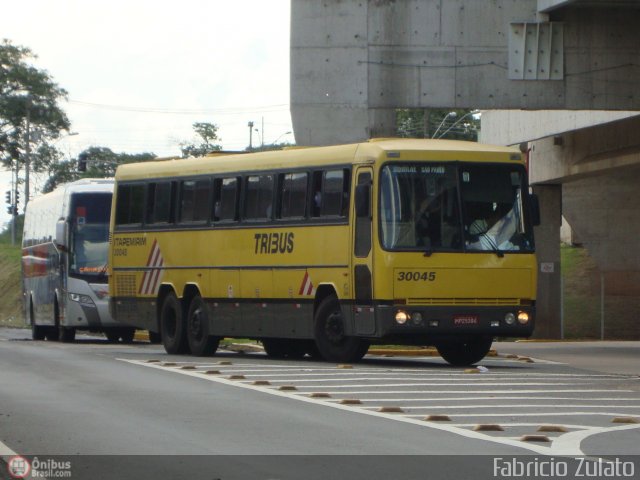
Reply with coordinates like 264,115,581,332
0,328,638,479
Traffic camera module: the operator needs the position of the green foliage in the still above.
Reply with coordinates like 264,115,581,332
0,214,23,245
245,141,294,152
396,108,479,141
42,147,157,193
180,122,222,158
0,39,70,176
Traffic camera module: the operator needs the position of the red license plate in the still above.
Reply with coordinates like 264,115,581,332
453,315,479,326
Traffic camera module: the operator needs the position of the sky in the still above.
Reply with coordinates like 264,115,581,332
1,0,292,227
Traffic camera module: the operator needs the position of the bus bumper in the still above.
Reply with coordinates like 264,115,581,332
370,304,535,340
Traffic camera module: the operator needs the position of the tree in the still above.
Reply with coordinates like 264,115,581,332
179,122,222,158
396,108,480,141
42,147,156,193
0,39,71,204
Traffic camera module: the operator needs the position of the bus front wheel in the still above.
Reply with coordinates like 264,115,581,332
435,336,493,366
314,295,369,363
186,295,219,357
262,338,307,359
160,292,189,355
29,301,46,341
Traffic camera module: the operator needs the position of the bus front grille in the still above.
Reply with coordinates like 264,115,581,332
406,298,520,306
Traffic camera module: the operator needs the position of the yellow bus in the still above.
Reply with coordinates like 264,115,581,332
109,139,539,365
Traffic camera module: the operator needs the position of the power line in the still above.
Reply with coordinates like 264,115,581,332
67,100,290,115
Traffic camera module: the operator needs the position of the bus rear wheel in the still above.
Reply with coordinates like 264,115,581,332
435,336,493,366
160,292,190,355
314,295,369,363
186,295,219,357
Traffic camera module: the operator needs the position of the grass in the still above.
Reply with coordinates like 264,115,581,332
0,243,24,328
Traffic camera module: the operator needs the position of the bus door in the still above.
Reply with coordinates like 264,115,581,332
352,167,375,336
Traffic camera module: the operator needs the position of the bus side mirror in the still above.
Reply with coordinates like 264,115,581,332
55,220,68,249
355,184,370,218
530,194,541,226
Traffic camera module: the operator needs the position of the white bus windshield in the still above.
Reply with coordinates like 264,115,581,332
69,193,112,278
380,163,534,253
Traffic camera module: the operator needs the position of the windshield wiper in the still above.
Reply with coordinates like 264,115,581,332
479,231,504,258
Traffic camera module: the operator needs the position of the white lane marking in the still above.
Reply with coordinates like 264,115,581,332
284,381,591,387
159,364,630,378
405,412,640,418
326,396,640,402
360,399,640,410
292,389,635,395
119,358,640,456
0,439,19,457
214,371,633,380
117,358,556,454
369,404,640,410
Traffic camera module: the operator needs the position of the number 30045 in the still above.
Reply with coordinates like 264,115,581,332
397,271,436,282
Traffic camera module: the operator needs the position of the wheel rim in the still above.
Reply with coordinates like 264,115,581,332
189,306,204,341
324,309,345,345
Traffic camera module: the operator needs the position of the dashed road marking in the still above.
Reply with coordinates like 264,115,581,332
118,357,640,456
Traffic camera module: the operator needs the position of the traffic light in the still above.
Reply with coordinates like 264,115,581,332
5,190,10,205
78,152,88,172
14,189,19,208
6,206,12,215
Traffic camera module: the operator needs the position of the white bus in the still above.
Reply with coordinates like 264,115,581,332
22,179,136,342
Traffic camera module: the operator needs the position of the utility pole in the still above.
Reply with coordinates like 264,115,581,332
248,121,254,150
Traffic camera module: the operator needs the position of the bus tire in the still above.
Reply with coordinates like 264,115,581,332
120,328,135,344
160,292,190,355
105,330,121,343
314,294,369,363
59,326,76,343
186,295,219,357
29,301,46,341
262,339,306,359
435,336,493,366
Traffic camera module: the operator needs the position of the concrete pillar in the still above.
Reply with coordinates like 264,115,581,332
532,184,562,339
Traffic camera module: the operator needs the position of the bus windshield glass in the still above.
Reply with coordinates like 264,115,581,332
69,193,112,278
380,163,534,253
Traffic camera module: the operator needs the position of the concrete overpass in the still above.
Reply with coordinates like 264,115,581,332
290,0,640,338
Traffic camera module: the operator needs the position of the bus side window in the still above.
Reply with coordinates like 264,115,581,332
279,172,308,219
321,169,348,217
146,181,174,225
115,184,145,226
311,171,323,218
179,179,211,223
213,177,239,222
244,174,274,221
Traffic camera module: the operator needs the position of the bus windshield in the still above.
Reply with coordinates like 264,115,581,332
69,193,112,279
380,163,534,253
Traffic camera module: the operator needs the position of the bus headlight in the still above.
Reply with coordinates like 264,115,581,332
411,312,423,325
395,310,410,325
69,293,96,307
504,313,516,325
517,311,530,325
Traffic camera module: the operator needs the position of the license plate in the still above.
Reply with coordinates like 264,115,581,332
453,315,479,326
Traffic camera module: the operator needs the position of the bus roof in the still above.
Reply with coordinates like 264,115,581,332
114,139,522,181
